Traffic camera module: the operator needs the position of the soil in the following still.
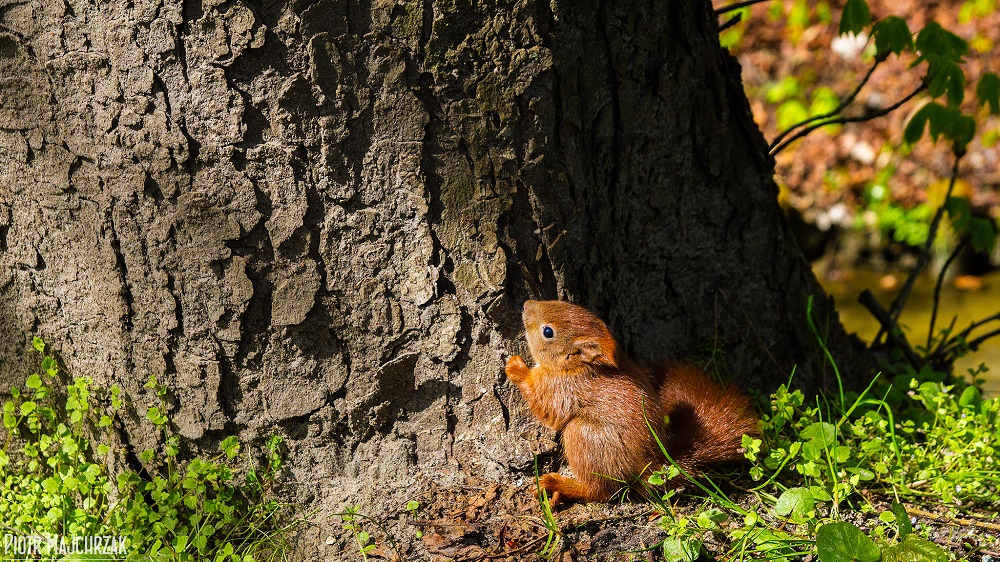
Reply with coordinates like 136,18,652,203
316,472,1000,561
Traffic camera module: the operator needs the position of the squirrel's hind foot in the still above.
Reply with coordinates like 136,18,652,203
535,473,610,507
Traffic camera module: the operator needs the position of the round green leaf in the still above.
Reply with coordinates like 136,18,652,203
816,522,880,562
662,537,701,562
881,535,948,562
800,422,837,445
221,435,240,459
775,487,815,521
42,477,61,494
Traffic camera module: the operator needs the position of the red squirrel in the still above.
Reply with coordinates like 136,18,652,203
504,300,758,505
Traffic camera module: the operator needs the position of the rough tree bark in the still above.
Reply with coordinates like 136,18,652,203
0,0,868,557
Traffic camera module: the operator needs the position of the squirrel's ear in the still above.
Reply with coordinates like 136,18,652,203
573,338,613,365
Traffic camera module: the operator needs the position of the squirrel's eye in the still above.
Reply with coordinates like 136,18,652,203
542,326,554,339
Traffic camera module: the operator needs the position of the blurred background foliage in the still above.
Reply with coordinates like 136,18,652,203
718,0,1000,394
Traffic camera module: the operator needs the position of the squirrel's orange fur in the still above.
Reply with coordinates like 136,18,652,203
505,300,758,505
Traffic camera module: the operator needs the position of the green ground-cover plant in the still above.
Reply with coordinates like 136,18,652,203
635,297,1000,561
0,338,296,561
334,504,409,561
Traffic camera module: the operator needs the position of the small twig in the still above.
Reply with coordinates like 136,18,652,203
714,0,770,15
954,312,1000,341
518,262,543,300
858,290,923,368
937,539,1000,558
907,506,1000,532
771,85,925,156
966,326,1000,351
934,312,1000,360
959,510,1000,521
565,508,656,531
876,156,962,344
449,532,549,561
929,315,958,358
927,240,967,351
455,508,656,560
770,59,882,150
891,158,960,322
410,520,474,527
719,13,742,31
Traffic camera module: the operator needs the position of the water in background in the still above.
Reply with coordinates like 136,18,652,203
817,267,1000,398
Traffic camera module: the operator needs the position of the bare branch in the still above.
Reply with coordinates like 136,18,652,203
927,240,967,350
719,13,742,31
967,327,1000,351
878,156,962,346
770,59,881,150
858,290,923,369
715,0,770,16
771,85,925,156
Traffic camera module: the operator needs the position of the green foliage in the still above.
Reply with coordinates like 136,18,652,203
753,375,1000,507
914,22,971,67
838,0,871,35
944,196,997,253
915,23,970,104
533,456,562,558
881,535,950,562
1,339,295,562
773,487,814,522
719,6,751,50
904,102,976,154
777,100,810,131
712,0,1000,556
959,0,999,21
814,509,948,562
765,76,801,104
660,519,703,562
637,300,999,561
891,21,983,156
1,339,111,542
405,500,423,539
977,72,1000,114
809,87,840,116
870,199,933,247
816,521,880,562
872,16,914,59
727,0,997,257
340,506,377,560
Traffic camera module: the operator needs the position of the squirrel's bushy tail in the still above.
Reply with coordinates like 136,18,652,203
655,362,759,474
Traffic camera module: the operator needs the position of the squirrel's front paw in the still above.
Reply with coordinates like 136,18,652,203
505,355,529,382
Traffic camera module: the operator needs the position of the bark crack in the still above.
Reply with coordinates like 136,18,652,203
164,262,183,378
418,0,433,62
596,0,625,206
105,198,137,374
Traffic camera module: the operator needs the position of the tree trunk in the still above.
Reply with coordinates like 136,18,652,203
0,0,867,556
